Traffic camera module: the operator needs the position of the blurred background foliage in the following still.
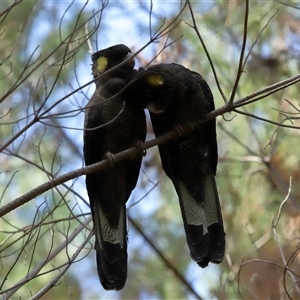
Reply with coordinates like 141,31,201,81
1,1,300,299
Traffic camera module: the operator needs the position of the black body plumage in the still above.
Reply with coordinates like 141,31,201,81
83,44,146,290
125,63,225,267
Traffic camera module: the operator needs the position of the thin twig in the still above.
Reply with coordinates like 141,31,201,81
272,176,292,228
271,177,300,297
29,231,93,300
129,215,203,300
0,216,92,299
229,0,249,103
186,0,227,103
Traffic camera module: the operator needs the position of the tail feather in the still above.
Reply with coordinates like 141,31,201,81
203,172,225,264
177,171,225,267
92,198,127,290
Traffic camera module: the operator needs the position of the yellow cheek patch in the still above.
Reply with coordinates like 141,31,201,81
146,75,164,86
96,56,108,72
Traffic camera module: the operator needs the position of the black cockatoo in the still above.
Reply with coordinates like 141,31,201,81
124,63,225,267
83,44,146,290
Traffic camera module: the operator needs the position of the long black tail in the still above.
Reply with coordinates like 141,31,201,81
177,170,225,268
92,196,127,290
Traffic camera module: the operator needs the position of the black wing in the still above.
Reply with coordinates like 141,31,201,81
84,45,146,290
125,63,225,267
